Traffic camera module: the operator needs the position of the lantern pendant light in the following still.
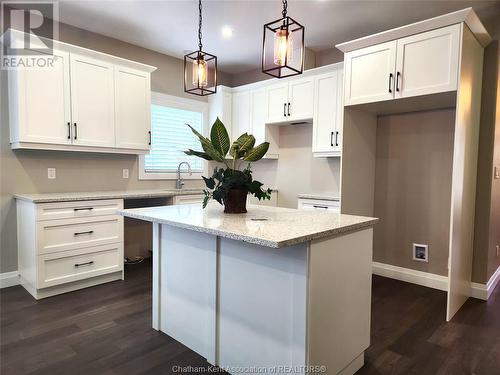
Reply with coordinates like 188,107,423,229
262,0,305,78
184,0,217,96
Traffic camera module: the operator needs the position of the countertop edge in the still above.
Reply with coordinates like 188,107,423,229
118,210,379,248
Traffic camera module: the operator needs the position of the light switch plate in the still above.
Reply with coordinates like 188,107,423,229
122,169,129,179
494,166,499,179
47,168,56,179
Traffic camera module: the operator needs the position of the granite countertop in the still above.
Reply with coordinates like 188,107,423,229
297,192,340,201
13,189,205,203
118,204,378,248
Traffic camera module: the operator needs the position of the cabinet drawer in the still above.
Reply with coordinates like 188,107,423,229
298,198,340,212
37,215,123,255
173,194,205,205
37,244,123,288
36,199,123,221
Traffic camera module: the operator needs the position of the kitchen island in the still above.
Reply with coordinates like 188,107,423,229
119,204,378,375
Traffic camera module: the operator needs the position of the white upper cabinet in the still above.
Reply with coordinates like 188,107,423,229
208,86,232,139
344,40,397,106
251,88,268,145
70,54,115,148
312,69,343,157
288,77,314,121
9,49,72,146
266,83,289,123
7,29,156,154
396,24,460,98
114,65,151,150
232,90,252,137
344,24,461,106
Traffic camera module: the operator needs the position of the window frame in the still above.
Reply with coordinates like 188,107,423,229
138,92,209,180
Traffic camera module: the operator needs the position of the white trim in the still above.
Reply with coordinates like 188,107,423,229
471,265,500,300
372,262,448,291
0,271,20,288
138,92,209,180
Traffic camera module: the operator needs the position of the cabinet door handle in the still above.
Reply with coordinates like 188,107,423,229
388,73,393,93
330,131,334,147
67,122,71,139
73,123,77,140
335,131,339,147
148,130,151,145
74,230,94,236
74,207,93,211
283,103,287,117
313,205,329,209
396,72,401,92
74,261,94,267
287,102,291,117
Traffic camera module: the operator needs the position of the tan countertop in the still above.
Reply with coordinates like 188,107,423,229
118,203,378,248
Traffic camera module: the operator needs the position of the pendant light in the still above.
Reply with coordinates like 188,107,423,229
184,0,217,96
262,0,305,78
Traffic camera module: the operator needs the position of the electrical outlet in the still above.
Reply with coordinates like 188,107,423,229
496,245,499,258
122,169,129,179
413,243,428,262
47,168,56,179
495,166,500,179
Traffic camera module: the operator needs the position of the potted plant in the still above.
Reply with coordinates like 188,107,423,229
184,118,272,213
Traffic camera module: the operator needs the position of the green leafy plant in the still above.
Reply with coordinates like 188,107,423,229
184,118,272,208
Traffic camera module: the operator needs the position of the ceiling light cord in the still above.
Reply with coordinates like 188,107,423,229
198,0,203,51
282,0,287,18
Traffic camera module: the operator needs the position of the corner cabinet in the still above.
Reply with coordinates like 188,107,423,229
7,29,156,154
343,24,460,106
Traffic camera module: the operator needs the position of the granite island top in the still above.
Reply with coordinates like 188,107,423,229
14,188,205,203
118,204,378,248
297,192,340,201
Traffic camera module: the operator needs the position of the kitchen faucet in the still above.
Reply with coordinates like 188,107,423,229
176,161,192,189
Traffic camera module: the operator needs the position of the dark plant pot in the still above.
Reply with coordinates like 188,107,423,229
223,189,248,214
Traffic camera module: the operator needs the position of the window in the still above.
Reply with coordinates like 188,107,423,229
139,92,208,180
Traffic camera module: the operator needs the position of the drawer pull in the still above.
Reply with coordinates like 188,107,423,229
74,261,94,267
313,205,329,209
74,230,94,236
73,207,94,211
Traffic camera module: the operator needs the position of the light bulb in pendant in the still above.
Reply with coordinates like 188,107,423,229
274,28,293,66
192,57,208,87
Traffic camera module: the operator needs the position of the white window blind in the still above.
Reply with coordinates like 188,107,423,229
144,104,204,173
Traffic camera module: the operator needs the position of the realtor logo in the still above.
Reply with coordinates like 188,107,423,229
1,1,59,69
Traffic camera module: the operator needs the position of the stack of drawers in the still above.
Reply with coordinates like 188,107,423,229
17,199,124,299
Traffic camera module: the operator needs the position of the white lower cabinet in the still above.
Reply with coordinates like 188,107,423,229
298,198,340,213
17,198,124,299
173,194,205,205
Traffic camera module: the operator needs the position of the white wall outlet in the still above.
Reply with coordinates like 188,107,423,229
122,169,129,179
496,245,499,258
413,243,428,262
47,168,56,179
495,166,500,179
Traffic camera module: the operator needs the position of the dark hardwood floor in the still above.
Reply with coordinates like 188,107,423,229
1,260,499,374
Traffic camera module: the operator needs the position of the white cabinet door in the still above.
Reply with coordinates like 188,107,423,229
114,65,151,150
312,71,340,156
10,49,72,145
231,90,252,138
208,87,233,139
288,77,314,121
344,40,397,105
251,88,268,145
396,24,460,98
266,83,288,123
70,53,115,147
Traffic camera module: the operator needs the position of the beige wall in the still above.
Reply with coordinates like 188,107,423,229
373,110,455,276
0,21,234,273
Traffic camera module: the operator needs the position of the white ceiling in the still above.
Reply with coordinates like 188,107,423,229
57,0,500,74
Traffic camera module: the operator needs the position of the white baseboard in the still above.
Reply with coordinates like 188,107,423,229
372,262,448,291
0,271,20,288
471,265,500,301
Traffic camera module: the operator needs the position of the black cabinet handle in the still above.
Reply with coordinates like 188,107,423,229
330,131,334,147
74,230,94,236
283,103,287,117
75,261,94,267
73,123,77,140
396,72,401,92
389,73,393,93
313,205,328,209
335,131,339,147
74,207,93,211
67,122,71,139
148,130,151,145
287,102,291,117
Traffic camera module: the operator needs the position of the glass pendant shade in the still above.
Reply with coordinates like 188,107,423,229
184,50,217,96
263,16,304,78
